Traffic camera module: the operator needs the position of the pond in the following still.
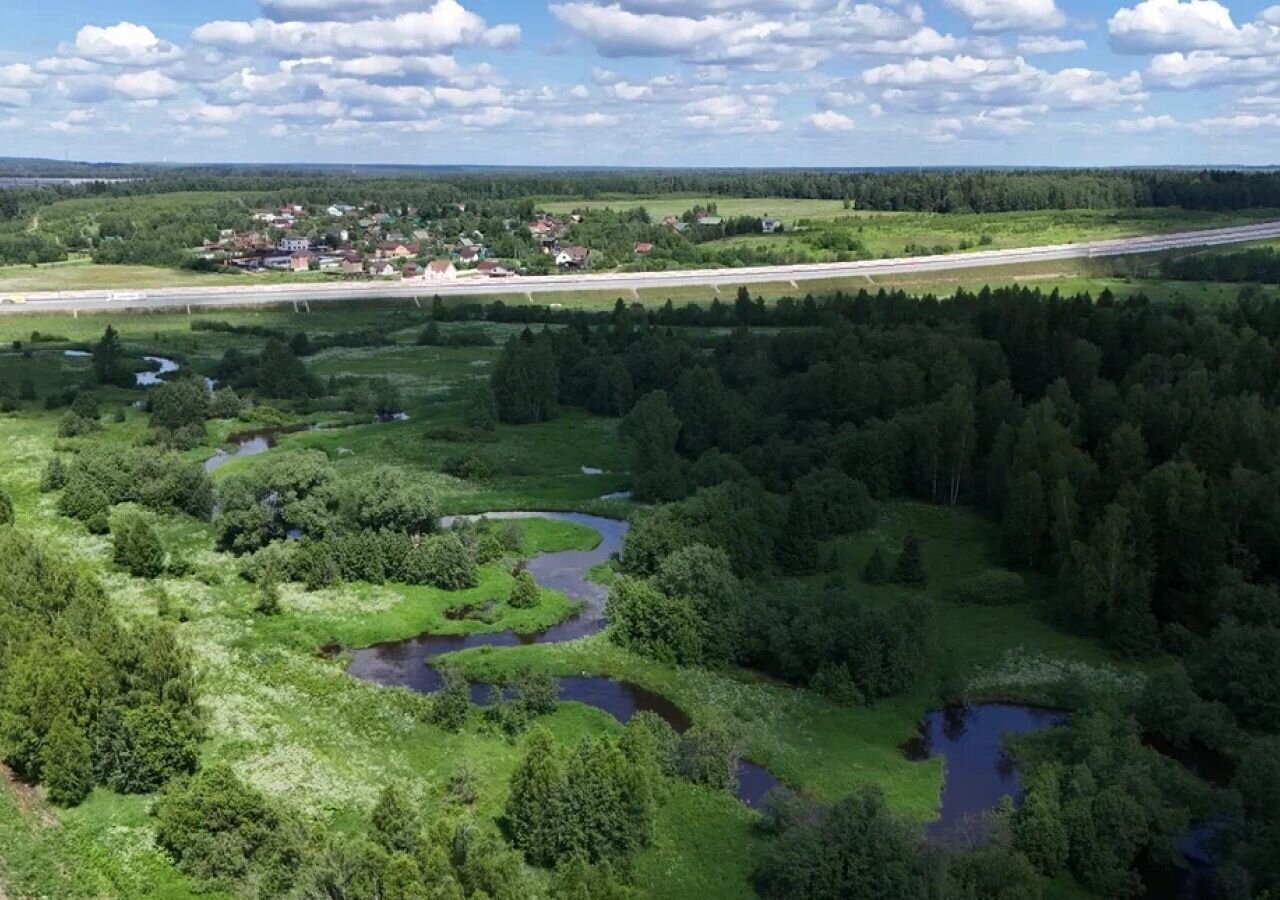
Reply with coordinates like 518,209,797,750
342,511,781,807
136,355,180,386
902,703,1066,838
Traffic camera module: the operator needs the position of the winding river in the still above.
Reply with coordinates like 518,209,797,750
343,512,781,806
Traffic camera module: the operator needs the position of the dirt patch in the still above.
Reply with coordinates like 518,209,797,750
2,763,57,828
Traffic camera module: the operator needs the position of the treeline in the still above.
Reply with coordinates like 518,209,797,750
14,167,1280,213
1163,246,1280,283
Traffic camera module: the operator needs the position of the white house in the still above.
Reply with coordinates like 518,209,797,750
425,260,458,281
279,235,311,252
556,246,591,269
761,216,783,234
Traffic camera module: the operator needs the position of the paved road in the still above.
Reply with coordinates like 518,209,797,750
4,219,1280,315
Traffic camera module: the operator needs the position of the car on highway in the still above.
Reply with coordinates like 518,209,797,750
0,295,27,305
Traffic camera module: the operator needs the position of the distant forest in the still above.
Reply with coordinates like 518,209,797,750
6,165,1280,214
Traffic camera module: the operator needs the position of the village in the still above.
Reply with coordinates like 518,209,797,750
197,201,785,282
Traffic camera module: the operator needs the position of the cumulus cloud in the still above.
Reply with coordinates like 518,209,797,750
113,70,181,99
0,88,32,107
1108,0,1270,53
193,1,520,56
1116,113,1180,131
73,22,182,64
864,54,1146,111
1017,36,1088,54
0,64,43,87
808,109,854,131
551,0,925,69
944,0,1065,33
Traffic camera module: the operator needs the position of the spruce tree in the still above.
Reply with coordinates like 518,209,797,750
891,533,927,587
112,512,166,578
863,547,889,584
462,380,498,432
776,491,821,575
41,714,93,806
371,783,421,854
506,726,566,866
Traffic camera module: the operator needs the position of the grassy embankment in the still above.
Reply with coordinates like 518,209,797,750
0,304,1135,900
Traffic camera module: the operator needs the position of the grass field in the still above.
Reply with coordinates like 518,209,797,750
538,195,853,223
698,207,1280,260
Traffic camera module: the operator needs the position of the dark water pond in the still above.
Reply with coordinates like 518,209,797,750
343,511,778,806
902,703,1067,838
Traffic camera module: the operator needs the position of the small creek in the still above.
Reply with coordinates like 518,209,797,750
344,511,781,807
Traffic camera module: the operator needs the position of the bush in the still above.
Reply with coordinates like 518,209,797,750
41,713,93,806
40,456,68,492
153,765,285,885
943,569,1027,605
112,511,167,578
0,488,12,526
92,703,200,793
509,570,541,608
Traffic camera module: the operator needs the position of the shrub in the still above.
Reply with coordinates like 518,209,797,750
92,703,200,793
39,456,67,492
112,511,167,578
509,570,541,608
943,569,1027,606
41,713,93,806
0,487,13,526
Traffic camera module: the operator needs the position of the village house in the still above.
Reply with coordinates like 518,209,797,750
476,260,513,277
761,216,783,234
401,262,420,279
425,260,457,281
376,241,416,259
696,215,723,227
341,259,365,277
556,246,591,269
289,251,314,272
370,261,397,278
635,242,654,255
279,234,311,252
458,245,480,263
316,255,343,271
263,255,293,270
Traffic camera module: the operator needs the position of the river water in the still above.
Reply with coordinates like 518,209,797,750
344,511,781,806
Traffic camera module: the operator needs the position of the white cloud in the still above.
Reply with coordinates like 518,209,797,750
1108,0,1269,53
434,85,504,107
808,109,854,131
944,0,1065,33
864,54,1146,111
260,0,420,22
193,1,519,56
1116,113,1179,131
73,22,182,64
113,70,181,99
0,64,43,87
550,3,740,57
1146,50,1280,88
0,87,31,107
928,109,1034,141
1017,36,1087,54
549,112,620,126
569,83,591,98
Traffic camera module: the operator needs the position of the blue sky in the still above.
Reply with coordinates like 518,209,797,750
2,0,1279,166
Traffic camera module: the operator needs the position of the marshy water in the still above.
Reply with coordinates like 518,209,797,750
902,703,1067,837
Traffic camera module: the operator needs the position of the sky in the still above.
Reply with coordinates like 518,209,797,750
1,0,1280,167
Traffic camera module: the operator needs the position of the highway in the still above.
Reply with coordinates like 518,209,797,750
4,219,1280,315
